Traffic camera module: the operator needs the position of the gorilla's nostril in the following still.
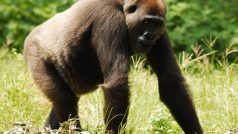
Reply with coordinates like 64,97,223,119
144,32,156,40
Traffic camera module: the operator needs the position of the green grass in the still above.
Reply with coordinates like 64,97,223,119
0,48,238,133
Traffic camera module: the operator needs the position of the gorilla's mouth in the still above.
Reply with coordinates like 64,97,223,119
130,33,156,53
138,36,156,47
131,37,155,53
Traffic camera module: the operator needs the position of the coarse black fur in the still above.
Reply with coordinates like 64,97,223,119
24,0,202,133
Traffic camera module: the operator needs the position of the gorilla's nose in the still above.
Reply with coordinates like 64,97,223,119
143,32,156,41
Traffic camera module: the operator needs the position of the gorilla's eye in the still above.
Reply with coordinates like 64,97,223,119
127,5,137,13
143,19,151,25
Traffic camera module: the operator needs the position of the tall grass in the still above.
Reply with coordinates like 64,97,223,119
0,40,238,133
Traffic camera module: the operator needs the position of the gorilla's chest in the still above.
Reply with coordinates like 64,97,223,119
56,46,104,95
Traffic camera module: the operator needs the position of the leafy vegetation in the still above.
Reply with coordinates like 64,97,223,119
1,0,238,55
166,0,238,52
0,0,76,50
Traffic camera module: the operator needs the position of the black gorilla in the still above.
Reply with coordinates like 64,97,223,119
24,0,202,133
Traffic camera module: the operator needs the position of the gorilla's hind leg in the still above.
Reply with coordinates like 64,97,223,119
44,94,80,129
42,64,80,129
28,55,80,129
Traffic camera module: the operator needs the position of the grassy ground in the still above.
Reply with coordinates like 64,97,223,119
0,48,238,133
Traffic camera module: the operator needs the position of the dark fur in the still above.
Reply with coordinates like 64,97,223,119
24,0,202,133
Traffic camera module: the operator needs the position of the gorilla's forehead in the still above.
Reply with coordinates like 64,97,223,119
123,0,137,6
140,0,165,10
124,0,166,16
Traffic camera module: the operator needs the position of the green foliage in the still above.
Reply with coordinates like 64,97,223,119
0,0,238,57
150,107,181,134
0,0,76,51
166,0,238,53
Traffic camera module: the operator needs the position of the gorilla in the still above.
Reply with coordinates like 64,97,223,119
24,0,202,133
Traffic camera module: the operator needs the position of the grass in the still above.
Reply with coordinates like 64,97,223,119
0,47,238,133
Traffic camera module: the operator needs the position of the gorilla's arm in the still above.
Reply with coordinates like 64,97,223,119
91,7,131,133
146,32,203,134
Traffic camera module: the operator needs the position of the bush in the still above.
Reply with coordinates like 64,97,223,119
0,0,76,51
166,0,238,53
0,0,238,55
